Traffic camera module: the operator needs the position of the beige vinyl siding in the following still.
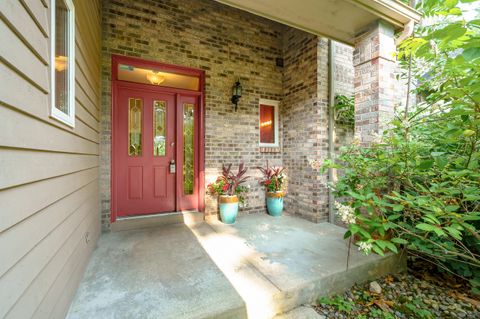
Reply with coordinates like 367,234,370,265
0,0,101,318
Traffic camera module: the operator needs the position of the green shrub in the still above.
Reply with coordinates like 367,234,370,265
321,0,480,292
334,94,355,125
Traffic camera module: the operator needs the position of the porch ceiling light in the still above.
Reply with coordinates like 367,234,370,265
231,79,242,112
146,71,165,85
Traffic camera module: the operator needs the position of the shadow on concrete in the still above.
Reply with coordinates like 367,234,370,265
68,214,405,319
67,223,247,319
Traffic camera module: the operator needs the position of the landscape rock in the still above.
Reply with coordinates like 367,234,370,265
369,281,382,294
315,272,480,318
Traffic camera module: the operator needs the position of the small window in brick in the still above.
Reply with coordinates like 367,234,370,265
50,0,75,127
259,99,279,147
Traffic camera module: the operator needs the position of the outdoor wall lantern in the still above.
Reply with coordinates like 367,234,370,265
231,79,242,111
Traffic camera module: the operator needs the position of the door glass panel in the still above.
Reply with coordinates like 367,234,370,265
183,103,195,195
153,101,166,156
118,64,200,91
128,98,142,156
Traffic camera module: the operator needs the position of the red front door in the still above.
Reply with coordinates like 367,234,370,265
115,88,176,216
111,55,205,221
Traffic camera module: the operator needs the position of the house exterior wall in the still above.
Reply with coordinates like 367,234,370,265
0,0,101,318
354,20,398,145
333,42,355,154
334,42,355,97
100,1,407,228
282,29,330,222
101,0,286,228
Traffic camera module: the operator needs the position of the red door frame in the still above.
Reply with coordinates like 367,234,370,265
110,54,206,222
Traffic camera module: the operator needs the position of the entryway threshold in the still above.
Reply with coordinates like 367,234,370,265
111,211,204,232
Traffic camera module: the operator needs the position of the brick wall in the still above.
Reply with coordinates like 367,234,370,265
101,0,286,228
282,29,330,222
334,42,355,97
333,41,355,150
353,20,398,145
100,0,372,229
333,41,355,154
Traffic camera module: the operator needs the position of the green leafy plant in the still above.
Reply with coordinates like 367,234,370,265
318,295,355,312
257,161,287,193
320,0,480,291
400,300,433,319
334,94,355,125
207,163,250,202
368,308,396,319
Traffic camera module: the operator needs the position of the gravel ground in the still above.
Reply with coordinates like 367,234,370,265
314,272,480,319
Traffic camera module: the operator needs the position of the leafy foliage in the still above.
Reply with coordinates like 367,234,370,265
207,163,250,202
334,94,355,125
321,0,480,290
257,161,287,193
318,291,434,319
319,295,355,312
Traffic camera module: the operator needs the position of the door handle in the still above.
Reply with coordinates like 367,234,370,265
169,160,176,173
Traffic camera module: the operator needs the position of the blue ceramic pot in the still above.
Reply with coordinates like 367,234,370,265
266,192,284,217
219,195,239,224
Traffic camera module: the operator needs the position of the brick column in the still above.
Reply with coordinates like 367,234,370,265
282,29,330,223
353,20,397,144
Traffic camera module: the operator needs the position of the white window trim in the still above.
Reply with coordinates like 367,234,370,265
50,0,75,127
259,98,279,148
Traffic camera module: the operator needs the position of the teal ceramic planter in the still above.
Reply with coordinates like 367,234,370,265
219,195,239,224
266,192,284,217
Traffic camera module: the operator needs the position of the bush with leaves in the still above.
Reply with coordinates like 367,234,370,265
207,163,250,203
257,161,287,193
334,94,355,125
321,0,480,292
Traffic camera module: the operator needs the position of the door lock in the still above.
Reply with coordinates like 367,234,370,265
169,160,176,173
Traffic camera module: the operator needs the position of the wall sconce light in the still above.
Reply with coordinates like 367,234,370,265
231,79,242,112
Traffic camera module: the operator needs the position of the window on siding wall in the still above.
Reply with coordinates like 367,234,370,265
259,99,279,147
50,0,75,127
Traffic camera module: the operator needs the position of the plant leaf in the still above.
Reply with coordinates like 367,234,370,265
391,238,409,245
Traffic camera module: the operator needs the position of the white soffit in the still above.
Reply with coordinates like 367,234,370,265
215,0,421,45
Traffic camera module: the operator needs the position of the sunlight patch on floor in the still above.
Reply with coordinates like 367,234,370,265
187,223,283,319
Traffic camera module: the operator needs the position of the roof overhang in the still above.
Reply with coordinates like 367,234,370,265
215,0,421,45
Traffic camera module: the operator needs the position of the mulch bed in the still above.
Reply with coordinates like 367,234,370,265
314,259,480,319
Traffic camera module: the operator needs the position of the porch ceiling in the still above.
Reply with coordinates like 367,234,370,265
215,0,421,45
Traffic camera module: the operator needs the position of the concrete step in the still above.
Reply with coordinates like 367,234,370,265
188,214,405,319
274,306,325,319
70,214,403,319
67,223,247,319
111,211,204,231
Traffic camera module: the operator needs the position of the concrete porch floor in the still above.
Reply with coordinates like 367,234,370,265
67,214,405,319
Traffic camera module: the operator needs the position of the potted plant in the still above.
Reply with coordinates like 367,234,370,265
207,162,249,224
257,161,287,217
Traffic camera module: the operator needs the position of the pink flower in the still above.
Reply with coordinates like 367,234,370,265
222,184,229,192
